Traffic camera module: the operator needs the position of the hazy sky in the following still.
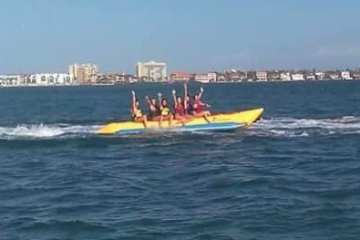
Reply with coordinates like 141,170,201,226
1,0,360,73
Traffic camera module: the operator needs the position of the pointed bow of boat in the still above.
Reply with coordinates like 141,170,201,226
238,107,264,125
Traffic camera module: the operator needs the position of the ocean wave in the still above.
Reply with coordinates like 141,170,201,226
0,124,100,140
250,116,360,137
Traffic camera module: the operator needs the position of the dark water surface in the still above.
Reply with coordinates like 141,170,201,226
1,81,360,240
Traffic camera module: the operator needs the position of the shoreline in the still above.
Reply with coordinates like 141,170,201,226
1,79,360,88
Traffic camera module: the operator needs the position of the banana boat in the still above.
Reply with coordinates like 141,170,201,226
98,108,263,135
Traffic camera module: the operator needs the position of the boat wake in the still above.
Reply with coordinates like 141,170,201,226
250,116,360,138
0,124,100,140
0,116,359,140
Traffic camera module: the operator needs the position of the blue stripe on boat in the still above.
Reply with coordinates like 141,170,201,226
180,122,242,131
116,122,242,135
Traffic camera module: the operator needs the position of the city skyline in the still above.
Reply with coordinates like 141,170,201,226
1,0,360,73
2,60,360,87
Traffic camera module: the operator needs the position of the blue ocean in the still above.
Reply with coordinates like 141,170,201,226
1,81,360,240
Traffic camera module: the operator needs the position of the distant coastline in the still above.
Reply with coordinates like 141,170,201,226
1,62,360,88
1,78,360,89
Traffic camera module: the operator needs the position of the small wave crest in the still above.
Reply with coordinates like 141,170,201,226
0,124,100,140
249,116,360,137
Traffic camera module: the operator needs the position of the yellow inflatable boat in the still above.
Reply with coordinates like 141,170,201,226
98,108,264,135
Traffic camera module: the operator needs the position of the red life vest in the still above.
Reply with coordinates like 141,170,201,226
175,103,185,116
194,100,203,113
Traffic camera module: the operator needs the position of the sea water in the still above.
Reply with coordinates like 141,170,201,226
1,81,360,239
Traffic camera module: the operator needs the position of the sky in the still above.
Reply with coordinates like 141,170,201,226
1,0,360,74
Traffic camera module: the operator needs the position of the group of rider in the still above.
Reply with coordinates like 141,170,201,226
131,83,211,127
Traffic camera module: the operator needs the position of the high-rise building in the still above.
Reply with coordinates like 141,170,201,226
69,64,99,84
136,61,167,82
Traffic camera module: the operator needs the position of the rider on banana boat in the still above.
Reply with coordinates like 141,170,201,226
131,90,148,127
172,89,188,123
192,87,211,122
184,82,194,115
145,96,160,120
158,93,173,127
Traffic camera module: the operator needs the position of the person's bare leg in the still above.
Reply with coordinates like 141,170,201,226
168,115,172,127
203,111,211,123
185,114,193,121
159,116,163,128
193,112,211,123
180,116,186,126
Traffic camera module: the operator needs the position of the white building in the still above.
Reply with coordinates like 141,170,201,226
256,71,268,81
329,73,341,80
208,72,217,82
136,61,167,82
280,72,291,81
194,72,217,83
291,73,305,81
0,75,22,87
341,71,352,80
315,72,326,80
28,73,72,86
306,74,316,80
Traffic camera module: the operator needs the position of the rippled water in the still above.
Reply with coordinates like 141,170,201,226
1,81,360,239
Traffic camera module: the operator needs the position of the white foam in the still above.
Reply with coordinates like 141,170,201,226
249,116,360,137
0,124,101,140
1,116,359,140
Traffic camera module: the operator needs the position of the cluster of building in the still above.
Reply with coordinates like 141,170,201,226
1,60,360,87
0,73,73,87
0,64,99,87
169,69,360,83
200,69,359,83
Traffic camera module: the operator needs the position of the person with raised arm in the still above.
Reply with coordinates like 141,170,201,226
172,89,187,123
131,90,147,128
184,82,194,116
145,96,160,120
192,87,211,122
158,92,173,127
